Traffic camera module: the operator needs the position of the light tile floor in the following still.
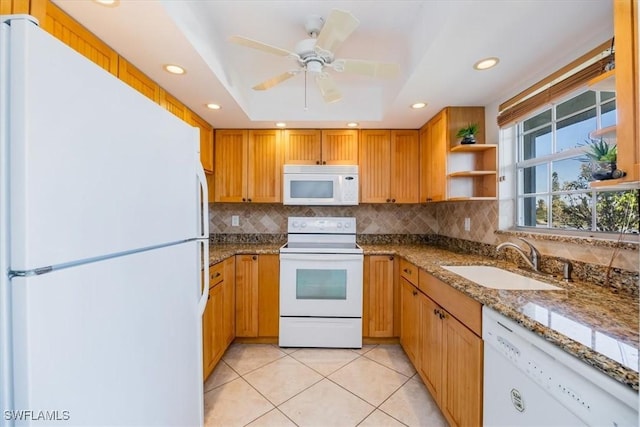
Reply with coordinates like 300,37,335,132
203,343,447,427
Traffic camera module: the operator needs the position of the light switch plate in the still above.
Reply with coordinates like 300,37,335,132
464,217,471,231
231,215,240,227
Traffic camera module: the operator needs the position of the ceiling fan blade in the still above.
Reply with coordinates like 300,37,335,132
315,9,359,54
315,73,342,103
252,71,297,91
333,59,399,79
229,35,295,57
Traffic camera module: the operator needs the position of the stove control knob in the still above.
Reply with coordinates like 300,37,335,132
301,222,307,228
344,222,350,229
337,223,342,228
292,221,299,228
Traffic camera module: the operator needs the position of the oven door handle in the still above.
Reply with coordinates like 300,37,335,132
279,253,363,262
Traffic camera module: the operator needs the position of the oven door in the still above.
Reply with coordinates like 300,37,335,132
279,253,363,317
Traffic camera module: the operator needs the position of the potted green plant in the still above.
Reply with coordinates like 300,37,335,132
582,138,625,180
456,123,479,145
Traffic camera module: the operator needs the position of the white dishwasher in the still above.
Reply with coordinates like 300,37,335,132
483,307,638,426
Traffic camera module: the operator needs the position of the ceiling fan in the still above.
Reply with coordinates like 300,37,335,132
229,9,399,103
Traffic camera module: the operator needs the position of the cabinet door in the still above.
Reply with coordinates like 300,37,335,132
359,130,391,203
41,2,118,75
418,294,443,403
210,282,225,368
366,255,395,337
235,255,259,337
614,0,639,182
283,129,321,165
248,130,282,203
441,314,483,427
419,122,431,203
202,286,214,379
427,111,448,201
118,58,160,103
186,111,214,174
390,130,420,203
257,255,280,337
321,130,359,165
223,257,236,346
214,130,248,202
159,88,188,121
400,278,419,365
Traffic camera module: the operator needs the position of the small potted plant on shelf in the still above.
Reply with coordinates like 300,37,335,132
456,123,479,145
582,138,625,180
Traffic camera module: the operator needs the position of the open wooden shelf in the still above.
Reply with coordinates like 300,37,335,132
449,171,497,177
589,125,617,139
450,144,498,153
587,70,615,91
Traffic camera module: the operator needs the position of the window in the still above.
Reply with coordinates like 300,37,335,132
516,89,639,234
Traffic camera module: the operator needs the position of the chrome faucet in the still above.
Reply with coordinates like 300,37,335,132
496,238,540,271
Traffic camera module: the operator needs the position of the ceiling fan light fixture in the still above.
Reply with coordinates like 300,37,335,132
411,102,427,109
275,122,287,128
164,64,186,75
346,122,358,128
473,57,499,71
206,103,221,110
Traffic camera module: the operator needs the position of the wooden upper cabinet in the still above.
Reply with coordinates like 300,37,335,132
613,0,639,183
186,111,214,174
283,129,357,165
214,130,248,203
214,129,281,203
39,1,118,75
390,130,420,203
321,130,359,165
159,88,188,121
360,130,419,203
283,130,322,165
247,130,282,203
118,58,160,103
420,111,448,202
359,130,391,203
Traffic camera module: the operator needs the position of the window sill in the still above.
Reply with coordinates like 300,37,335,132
496,228,639,251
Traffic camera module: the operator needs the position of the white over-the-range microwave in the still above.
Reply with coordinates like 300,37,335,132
283,165,359,205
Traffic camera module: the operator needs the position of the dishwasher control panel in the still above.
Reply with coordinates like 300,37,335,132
483,307,638,426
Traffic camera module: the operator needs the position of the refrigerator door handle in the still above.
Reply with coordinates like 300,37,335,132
196,164,209,239
196,165,209,315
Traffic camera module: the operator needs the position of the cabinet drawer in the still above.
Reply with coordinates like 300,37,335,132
399,259,419,286
209,261,225,288
419,270,481,336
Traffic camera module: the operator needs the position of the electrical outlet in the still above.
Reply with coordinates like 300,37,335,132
231,215,240,227
464,217,471,232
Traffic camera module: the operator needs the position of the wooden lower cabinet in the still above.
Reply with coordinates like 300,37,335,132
202,261,227,380
363,255,396,337
400,262,483,427
235,254,279,338
222,257,236,346
399,278,419,365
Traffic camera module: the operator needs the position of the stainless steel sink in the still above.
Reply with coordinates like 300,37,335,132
441,265,563,291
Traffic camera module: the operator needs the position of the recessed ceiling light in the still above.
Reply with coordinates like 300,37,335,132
411,102,427,109
206,103,221,110
93,0,119,6
275,122,287,128
346,122,359,128
164,64,186,75
473,57,499,71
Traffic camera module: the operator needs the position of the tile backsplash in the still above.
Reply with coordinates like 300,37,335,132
209,203,439,234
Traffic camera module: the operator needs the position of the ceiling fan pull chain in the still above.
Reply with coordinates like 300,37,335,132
304,69,308,111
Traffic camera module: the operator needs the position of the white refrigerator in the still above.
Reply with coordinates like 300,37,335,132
0,16,209,426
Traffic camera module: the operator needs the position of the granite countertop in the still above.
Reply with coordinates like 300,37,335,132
208,241,639,391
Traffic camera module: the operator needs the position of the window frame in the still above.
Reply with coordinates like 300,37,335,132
514,87,637,236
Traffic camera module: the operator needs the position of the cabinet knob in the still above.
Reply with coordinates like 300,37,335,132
247,198,252,202
433,308,438,315
403,268,411,274
386,199,391,203
389,256,394,261
391,199,396,203
322,161,326,165
412,290,418,296
252,255,257,261
316,160,321,165
242,198,246,202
